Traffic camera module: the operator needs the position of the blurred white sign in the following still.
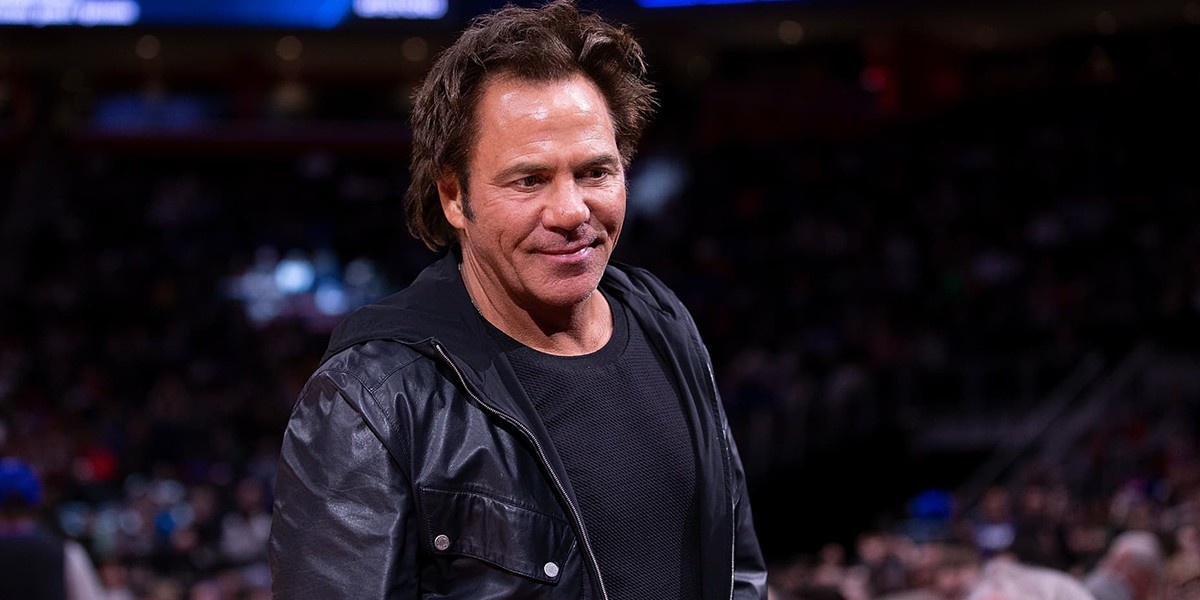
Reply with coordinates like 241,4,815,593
0,0,139,25
353,0,446,20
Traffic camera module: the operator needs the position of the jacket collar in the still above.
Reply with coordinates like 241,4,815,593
321,250,490,367
322,248,680,369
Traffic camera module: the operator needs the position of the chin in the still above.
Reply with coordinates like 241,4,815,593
537,287,596,309
534,274,603,309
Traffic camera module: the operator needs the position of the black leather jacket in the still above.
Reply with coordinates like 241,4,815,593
269,252,768,599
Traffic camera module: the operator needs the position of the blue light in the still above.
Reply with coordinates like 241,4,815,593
354,0,446,20
629,154,687,218
2,0,450,27
274,255,316,294
137,0,353,29
0,0,140,26
315,282,350,316
637,0,792,8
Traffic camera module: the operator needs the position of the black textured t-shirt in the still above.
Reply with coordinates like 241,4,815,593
490,295,702,599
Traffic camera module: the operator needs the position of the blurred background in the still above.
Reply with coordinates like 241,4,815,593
1,0,1199,598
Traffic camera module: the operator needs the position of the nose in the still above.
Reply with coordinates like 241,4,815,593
541,179,590,232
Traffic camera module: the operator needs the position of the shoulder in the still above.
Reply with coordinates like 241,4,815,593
315,339,430,394
603,261,688,317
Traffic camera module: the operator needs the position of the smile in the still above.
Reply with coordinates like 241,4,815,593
539,239,600,256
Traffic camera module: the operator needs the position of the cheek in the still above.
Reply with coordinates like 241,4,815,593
595,190,626,227
601,205,625,228
483,208,543,250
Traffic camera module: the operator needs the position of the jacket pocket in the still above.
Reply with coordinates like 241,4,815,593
419,486,576,584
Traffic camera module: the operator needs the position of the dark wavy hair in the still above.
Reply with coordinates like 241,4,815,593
404,0,657,251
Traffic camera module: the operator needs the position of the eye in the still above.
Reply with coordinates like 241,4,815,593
581,167,611,181
515,175,542,189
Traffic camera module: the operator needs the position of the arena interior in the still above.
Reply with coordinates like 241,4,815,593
1,0,1199,598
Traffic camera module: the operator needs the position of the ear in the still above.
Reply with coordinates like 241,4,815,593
438,174,467,230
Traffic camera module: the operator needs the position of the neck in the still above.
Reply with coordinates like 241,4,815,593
459,262,612,356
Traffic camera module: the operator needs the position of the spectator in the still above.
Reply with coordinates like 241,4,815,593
1010,483,1071,570
849,530,909,597
971,487,1015,561
217,477,270,568
793,585,848,600
965,558,1094,600
1082,530,1164,600
877,542,981,600
0,457,107,600
812,542,849,588
1163,524,1200,600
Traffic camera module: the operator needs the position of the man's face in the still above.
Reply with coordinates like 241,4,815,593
440,72,625,318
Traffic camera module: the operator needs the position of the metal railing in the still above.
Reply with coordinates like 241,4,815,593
956,341,1156,514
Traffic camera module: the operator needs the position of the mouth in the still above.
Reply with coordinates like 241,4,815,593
540,238,601,256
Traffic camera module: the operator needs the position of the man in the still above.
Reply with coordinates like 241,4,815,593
268,1,768,598
1082,530,1164,600
0,457,106,600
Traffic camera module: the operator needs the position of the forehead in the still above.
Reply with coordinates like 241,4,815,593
473,72,613,134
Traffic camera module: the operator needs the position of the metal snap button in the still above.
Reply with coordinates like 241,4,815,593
434,534,450,551
543,562,559,578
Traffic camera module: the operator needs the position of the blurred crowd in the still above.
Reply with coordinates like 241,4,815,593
1,14,1198,600
765,449,1200,599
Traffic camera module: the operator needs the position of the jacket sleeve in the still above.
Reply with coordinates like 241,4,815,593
693,312,768,599
269,368,419,600
727,419,770,600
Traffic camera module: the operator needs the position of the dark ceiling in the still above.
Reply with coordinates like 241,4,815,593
0,0,1192,78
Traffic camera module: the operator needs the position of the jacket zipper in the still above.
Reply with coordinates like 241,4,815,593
432,341,610,600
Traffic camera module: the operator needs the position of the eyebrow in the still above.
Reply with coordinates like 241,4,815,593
494,162,550,183
576,154,621,171
493,153,621,182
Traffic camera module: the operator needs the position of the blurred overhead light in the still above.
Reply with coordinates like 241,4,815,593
638,0,789,7
76,0,138,25
354,0,446,20
135,34,160,60
315,283,349,316
402,37,428,62
272,80,312,116
276,35,303,61
629,154,688,218
274,254,315,295
0,0,139,26
777,20,803,45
